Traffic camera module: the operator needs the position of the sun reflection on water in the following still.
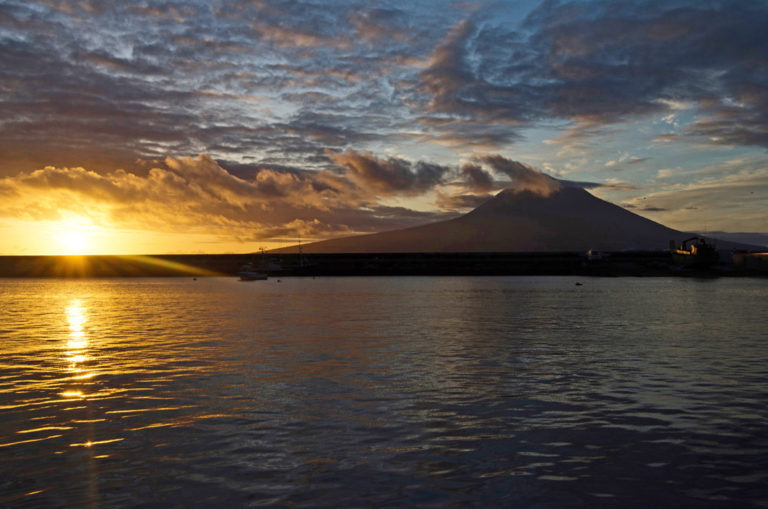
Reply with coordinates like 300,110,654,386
64,300,92,377
61,298,102,508
66,299,88,351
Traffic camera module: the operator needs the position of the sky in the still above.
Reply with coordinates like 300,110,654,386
0,0,766,255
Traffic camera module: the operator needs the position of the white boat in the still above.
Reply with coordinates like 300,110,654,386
238,261,268,281
238,269,268,281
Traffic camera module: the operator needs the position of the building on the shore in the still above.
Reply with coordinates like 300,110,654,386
733,251,768,273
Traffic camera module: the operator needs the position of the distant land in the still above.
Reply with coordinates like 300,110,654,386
702,232,768,249
272,184,764,254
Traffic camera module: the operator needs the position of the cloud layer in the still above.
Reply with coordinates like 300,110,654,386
1,0,766,176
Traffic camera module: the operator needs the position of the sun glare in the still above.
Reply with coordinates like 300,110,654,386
56,230,89,254
52,218,95,255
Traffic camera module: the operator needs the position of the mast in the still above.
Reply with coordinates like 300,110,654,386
298,232,304,268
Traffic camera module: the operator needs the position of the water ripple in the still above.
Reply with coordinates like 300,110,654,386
1,276,767,507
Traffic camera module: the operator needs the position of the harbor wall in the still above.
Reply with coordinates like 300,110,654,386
1,251,765,277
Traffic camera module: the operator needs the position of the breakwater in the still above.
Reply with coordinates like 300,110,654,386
1,251,764,277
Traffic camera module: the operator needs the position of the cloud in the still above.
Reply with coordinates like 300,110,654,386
409,1,768,148
2,0,766,182
459,163,495,192
254,22,349,50
618,159,768,232
413,117,524,150
683,86,768,148
418,20,478,116
476,155,562,196
657,169,677,179
325,149,450,196
0,153,464,244
535,1,768,144
348,8,410,43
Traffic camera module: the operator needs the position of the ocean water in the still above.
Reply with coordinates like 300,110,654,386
1,276,767,508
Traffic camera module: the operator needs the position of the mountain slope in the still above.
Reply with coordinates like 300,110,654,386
274,187,713,254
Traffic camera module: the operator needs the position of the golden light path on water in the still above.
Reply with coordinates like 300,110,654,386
57,297,188,448
65,300,89,370
63,299,108,508
0,285,209,506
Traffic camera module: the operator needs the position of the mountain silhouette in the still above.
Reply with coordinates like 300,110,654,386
276,186,721,253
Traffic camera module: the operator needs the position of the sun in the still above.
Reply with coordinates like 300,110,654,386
53,220,93,255
55,229,89,254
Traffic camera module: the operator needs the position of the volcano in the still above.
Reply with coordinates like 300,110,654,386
277,186,715,254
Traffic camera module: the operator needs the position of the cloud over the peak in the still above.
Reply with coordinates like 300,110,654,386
477,155,562,196
459,163,495,192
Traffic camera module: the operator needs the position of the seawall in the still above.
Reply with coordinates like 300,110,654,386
1,251,764,277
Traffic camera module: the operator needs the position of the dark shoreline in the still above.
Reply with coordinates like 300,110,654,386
1,252,765,278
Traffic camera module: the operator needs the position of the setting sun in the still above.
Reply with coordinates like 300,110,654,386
52,220,93,255
54,228,89,255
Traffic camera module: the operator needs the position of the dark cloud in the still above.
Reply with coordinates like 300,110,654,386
460,163,495,192
414,116,524,150
413,0,768,147
476,155,562,196
1,0,766,189
526,0,768,144
0,0,473,175
326,149,450,196
416,16,546,130
683,85,768,147
281,111,377,148
418,20,478,116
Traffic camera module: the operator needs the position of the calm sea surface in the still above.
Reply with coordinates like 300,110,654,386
1,276,767,508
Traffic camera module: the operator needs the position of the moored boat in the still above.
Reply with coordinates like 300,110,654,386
238,263,268,280
672,237,719,268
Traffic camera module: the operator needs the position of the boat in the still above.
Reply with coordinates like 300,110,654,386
671,236,719,268
238,263,268,280
237,249,270,280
